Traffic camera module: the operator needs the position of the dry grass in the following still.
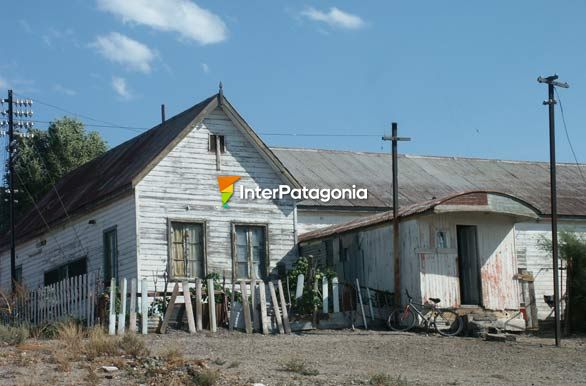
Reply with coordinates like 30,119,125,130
119,333,149,357
281,357,319,376
369,374,414,386
192,368,220,386
56,320,84,350
84,327,118,360
51,350,71,372
0,324,29,346
162,346,184,364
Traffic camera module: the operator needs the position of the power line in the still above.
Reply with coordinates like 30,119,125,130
554,88,586,186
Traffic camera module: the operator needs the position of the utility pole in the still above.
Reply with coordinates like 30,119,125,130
1,90,34,292
382,123,410,306
537,74,569,347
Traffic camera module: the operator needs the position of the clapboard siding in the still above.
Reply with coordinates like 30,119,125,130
514,221,586,320
0,195,137,291
136,108,297,290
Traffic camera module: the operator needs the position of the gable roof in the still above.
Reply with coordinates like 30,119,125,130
4,93,297,247
271,147,586,217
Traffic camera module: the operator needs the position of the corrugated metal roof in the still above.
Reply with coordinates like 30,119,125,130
272,147,586,216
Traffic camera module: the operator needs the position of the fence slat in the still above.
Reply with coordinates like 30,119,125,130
269,282,284,334
251,279,259,332
129,278,137,333
183,281,196,334
159,283,179,334
322,277,329,314
108,278,116,335
208,278,217,333
240,280,252,334
259,281,269,335
141,278,148,334
118,278,127,335
195,279,203,332
332,277,340,313
277,280,291,334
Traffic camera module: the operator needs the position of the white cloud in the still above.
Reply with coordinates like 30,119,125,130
111,76,132,100
97,0,228,45
92,32,155,73
201,63,209,73
53,84,77,96
301,7,365,30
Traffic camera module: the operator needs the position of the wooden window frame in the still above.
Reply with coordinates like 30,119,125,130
231,222,269,282
103,225,118,285
167,218,208,282
208,134,226,153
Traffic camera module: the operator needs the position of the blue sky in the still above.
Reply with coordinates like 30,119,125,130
1,0,585,163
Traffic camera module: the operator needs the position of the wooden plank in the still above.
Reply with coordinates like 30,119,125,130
81,275,87,322
108,278,116,335
268,282,284,334
141,278,148,334
322,277,329,314
332,277,340,313
195,279,203,332
528,280,539,330
277,280,291,334
229,279,236,331
251,279,259,332
295,274,304,299
90,273,96,327
86,273,92,327
258,281,269,335
366,287,375,321
118,278,127,335
129,278,137,333
240,280,252,334
356,278,368,330
183,281,196,334
208,278,217,333
159,283,179,334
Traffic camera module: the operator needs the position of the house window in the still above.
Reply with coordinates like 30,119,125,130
169,221,205,279
44,257,87,286
14,265,22,285
234,224,267,280
209,134,225,153
103,227,118,285
436,230,449,249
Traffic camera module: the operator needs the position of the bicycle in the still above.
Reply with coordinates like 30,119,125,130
387,290,464,336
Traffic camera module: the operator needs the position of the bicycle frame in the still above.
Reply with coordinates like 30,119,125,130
403,299,440,331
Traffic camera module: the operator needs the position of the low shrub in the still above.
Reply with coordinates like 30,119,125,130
119,333,149,357
0,324,28,345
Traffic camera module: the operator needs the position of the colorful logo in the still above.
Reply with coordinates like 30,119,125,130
217,176,241,208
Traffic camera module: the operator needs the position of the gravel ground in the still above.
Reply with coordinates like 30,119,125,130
0,328,585,385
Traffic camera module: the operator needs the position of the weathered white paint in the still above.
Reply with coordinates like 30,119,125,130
135,107,297,290
297,209,376,235
0,195,137,291
514,221,584,320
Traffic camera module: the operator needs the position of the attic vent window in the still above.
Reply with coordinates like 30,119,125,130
209,134,225,153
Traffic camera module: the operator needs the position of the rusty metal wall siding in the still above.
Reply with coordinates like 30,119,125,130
442,192,488,206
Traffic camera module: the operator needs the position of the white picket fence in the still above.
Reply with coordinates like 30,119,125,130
8,272,101,327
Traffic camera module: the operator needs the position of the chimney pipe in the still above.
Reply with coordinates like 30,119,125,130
161,104,166,123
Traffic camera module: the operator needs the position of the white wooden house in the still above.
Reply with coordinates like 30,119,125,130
0,92,300,293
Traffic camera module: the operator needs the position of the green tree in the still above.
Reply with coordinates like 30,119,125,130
1,117,107,233
540,231,586,333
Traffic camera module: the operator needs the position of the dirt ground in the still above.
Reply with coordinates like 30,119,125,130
0,328,585,385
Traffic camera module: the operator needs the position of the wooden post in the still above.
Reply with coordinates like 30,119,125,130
240,280,252,334
159,283,179,334
183,281,196,334
195,279,203,332
322,277,329,314
118,278,127,335
208,278,217,332
332,277,340,313
269,282,284,334
129,278,137,333
295,274,304,300
277,280,291,334
355,278,368,329
251,279,259,332
258,281,269,335
108,278,116,335
141,278,148,335
366,287,375,321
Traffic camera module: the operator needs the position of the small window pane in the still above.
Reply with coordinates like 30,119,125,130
233,225,266,280
170,222,204,279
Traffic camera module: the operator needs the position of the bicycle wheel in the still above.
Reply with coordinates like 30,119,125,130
387,307,416,331
434,309,463,336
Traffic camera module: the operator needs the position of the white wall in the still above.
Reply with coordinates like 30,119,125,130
135,107,297,290
514,220,584,320
297,209,376,235
0,195,137,291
